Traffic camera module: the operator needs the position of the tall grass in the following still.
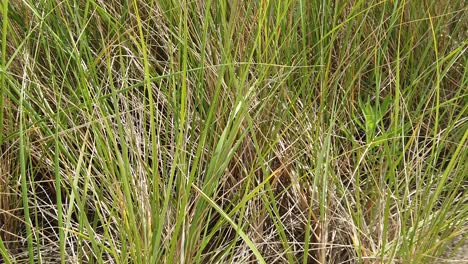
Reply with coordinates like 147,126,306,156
0,0,466,263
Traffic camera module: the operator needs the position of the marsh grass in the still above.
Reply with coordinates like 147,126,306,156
0,0,467,263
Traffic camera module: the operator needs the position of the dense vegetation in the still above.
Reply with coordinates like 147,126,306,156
0,0,466,263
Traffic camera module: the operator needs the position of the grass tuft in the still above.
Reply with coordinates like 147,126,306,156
0,0,466,263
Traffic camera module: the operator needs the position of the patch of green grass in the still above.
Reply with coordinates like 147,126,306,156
0,0,466,263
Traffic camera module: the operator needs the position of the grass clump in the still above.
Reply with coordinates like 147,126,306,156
0,0,467,263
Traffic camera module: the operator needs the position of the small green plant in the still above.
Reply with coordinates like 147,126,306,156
356,95,392,143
